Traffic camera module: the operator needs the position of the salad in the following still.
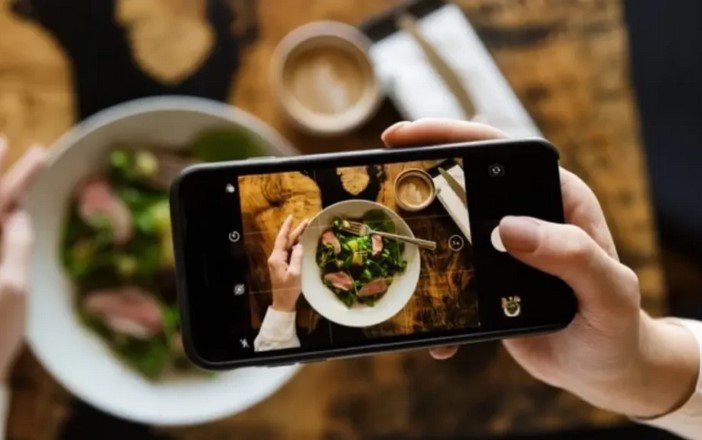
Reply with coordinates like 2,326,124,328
315,210,407,307
61,129,269,379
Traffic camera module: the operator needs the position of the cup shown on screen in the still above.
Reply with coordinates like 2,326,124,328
272,21,382,136
394,168,437,211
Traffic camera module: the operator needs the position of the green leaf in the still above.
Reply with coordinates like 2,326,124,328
115,337,172,380
190,128,269,162
361,209,395,233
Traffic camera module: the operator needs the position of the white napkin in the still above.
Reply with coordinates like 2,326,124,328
433,164,471,243
368,3,541,138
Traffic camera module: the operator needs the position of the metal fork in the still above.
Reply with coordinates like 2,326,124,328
341,220,437,251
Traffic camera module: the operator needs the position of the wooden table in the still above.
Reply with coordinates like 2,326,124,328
0,0,665,438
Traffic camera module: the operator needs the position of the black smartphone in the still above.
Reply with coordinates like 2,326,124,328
170,138,576,369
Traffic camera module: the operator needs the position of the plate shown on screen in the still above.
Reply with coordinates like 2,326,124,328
299,199,420,327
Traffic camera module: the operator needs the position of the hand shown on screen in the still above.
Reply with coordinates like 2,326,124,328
0,136,46,380
267,215,309,313
381,119,698,420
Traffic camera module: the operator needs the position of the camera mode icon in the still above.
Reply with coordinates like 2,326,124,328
501,295,521,318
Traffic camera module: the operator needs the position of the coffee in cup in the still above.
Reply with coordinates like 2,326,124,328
272,21,381,136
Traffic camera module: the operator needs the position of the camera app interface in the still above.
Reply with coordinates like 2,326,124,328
235,158,480,353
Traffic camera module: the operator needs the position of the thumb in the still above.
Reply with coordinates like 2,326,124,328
498,216,639,313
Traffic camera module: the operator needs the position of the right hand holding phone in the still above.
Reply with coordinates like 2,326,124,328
381,119,699,419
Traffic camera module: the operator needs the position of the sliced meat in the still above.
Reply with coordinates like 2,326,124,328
358,278,389,297
321,229,341,254
83,286,163,339
324,271,354,291
78,179,133,245
371,234,383,257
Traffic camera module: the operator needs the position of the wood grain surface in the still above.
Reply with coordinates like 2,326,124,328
0,0,665,438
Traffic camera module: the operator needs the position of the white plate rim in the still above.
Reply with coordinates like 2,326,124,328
25,96,301,426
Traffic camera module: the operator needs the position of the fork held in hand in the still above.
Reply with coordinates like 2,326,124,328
342,220,437,251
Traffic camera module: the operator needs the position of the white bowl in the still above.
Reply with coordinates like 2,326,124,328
300,200,420,327
24,97,300,426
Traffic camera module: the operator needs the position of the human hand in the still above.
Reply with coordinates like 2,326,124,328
267,215,309,313
0,135,46,380
382,119,699,418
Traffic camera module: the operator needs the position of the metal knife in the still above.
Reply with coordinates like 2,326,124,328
395,13,476,120
438,167,467,207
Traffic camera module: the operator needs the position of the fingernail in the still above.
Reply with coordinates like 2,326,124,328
499,216,541,252
380,121,411,142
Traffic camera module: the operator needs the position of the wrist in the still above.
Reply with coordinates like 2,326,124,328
622,313,699,418
271,301,296,313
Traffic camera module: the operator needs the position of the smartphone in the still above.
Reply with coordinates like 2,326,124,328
170,138,576,369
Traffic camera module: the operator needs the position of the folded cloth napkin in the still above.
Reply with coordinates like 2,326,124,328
433,164,471,243
368,2,541,138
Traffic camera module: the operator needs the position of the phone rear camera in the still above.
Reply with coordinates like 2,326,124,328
488,163,505,177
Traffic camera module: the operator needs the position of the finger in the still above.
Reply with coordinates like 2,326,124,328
287,218,309,248
287,244,303,277
0,135,8,171
272,215,293,252
0,145,47,214
429,345,458,360
501,337,558,386
499,216,638,313
0,210,34,292
559,168,618,259
381,118,508,147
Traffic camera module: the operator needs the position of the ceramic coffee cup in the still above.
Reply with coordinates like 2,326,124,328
272,21,381,136
394,168,437,211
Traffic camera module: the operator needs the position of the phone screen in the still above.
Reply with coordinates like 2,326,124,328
174,141,574,366
238,158,479,354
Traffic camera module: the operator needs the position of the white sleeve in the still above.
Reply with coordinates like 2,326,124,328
0,382,8,440
253,307,300,352
638,318,702,439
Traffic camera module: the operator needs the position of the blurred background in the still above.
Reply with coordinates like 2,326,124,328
0,0,700,438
